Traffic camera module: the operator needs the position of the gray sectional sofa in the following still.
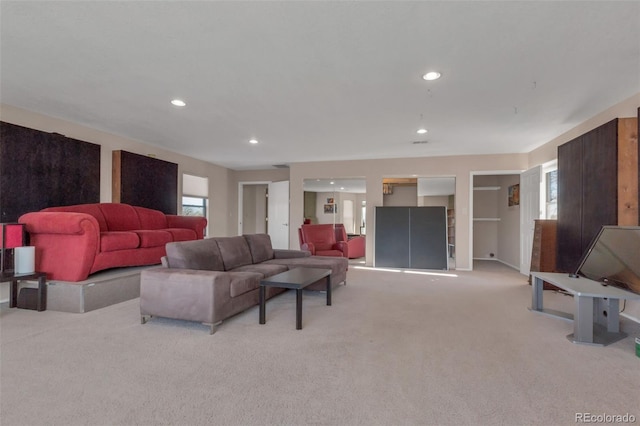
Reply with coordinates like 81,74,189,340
140,233,348,333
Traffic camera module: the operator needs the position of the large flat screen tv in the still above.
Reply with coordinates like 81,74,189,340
574,226,640,295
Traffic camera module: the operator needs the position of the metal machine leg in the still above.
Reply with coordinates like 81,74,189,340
531,276,544,311
571,295,594,344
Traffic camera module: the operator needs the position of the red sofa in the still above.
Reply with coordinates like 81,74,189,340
334,224,366,259
298,224,348,257
19,203,207,282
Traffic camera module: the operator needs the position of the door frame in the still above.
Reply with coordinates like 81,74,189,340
238,181,270,236
468,170,524,271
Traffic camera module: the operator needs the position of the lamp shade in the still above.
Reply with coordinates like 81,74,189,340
15,246,35,274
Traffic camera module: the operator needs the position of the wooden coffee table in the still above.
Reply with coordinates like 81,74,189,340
259,267,332,330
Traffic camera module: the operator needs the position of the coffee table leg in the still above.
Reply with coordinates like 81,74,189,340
37,275,47,312
326,275,331,306
296,289,303,330
9,279,18,308
259,286,266,324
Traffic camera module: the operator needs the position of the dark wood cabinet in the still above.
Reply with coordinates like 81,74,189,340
556,117,638,273
529,219,558,290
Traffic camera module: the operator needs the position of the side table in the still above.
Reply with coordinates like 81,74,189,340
1,271,47,311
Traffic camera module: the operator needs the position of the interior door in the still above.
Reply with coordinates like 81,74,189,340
520,166,541,275
267,180,290,249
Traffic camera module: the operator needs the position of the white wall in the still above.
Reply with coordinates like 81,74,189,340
383,185,417,206
315,192,339,224
497,175,521,269
420,195,450,207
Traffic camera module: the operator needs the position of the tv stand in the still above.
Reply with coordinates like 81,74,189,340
529,272,640,346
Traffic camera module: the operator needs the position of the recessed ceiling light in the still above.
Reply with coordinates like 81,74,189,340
417,128,428,134
171,99,186,107
340,187,345,190
249,139,259,144
422,72,441,81
330,181,335,185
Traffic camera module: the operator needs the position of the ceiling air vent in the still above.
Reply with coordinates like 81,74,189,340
412,140,429,145
272,164,290,169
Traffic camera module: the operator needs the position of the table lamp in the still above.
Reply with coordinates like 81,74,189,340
1,223,25,273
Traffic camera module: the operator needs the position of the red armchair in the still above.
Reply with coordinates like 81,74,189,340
334,224,365,259
298,224,348,258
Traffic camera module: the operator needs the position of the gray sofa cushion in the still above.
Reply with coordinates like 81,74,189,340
165,238,224,271
229,272,262,298
230,263,288,278
215,236,253,270
243,233,275,263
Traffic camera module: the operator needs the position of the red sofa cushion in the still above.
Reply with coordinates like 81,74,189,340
134,230,172,248
98,203,140,231
134,206,168,230
165,228,198,242
101,231,140,252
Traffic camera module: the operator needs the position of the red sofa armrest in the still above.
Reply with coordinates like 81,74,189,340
301,242,316,255
18,212,101,281
333,241,349,258
346,236,365,258
166,215,207,239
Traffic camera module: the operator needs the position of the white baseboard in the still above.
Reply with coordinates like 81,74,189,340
621,312,640,325
473,257,519,271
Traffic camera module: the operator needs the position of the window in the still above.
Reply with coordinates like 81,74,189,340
545,169,558,219
182,173,209,235
343,199,355,234
182,196,206,217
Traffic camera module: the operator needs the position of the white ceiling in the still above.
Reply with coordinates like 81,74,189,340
1,1,639,170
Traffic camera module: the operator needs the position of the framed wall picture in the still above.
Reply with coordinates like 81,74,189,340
324,204,336,214
508,184,520,206
327,197,334,204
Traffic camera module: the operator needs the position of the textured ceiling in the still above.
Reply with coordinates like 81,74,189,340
1,1,639,170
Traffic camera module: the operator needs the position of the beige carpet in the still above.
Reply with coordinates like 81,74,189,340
1,261,639,426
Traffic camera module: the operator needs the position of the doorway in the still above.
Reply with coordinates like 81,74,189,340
238,181,290,249
471,173,521,271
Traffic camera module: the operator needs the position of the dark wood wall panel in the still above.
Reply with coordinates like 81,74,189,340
0,121,100,222
557,136,583,272
581,119,618,251
112,150,177,214
556,117,638,273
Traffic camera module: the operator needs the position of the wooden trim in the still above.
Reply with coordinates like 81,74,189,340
112,150,122,203
617,117,638,226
